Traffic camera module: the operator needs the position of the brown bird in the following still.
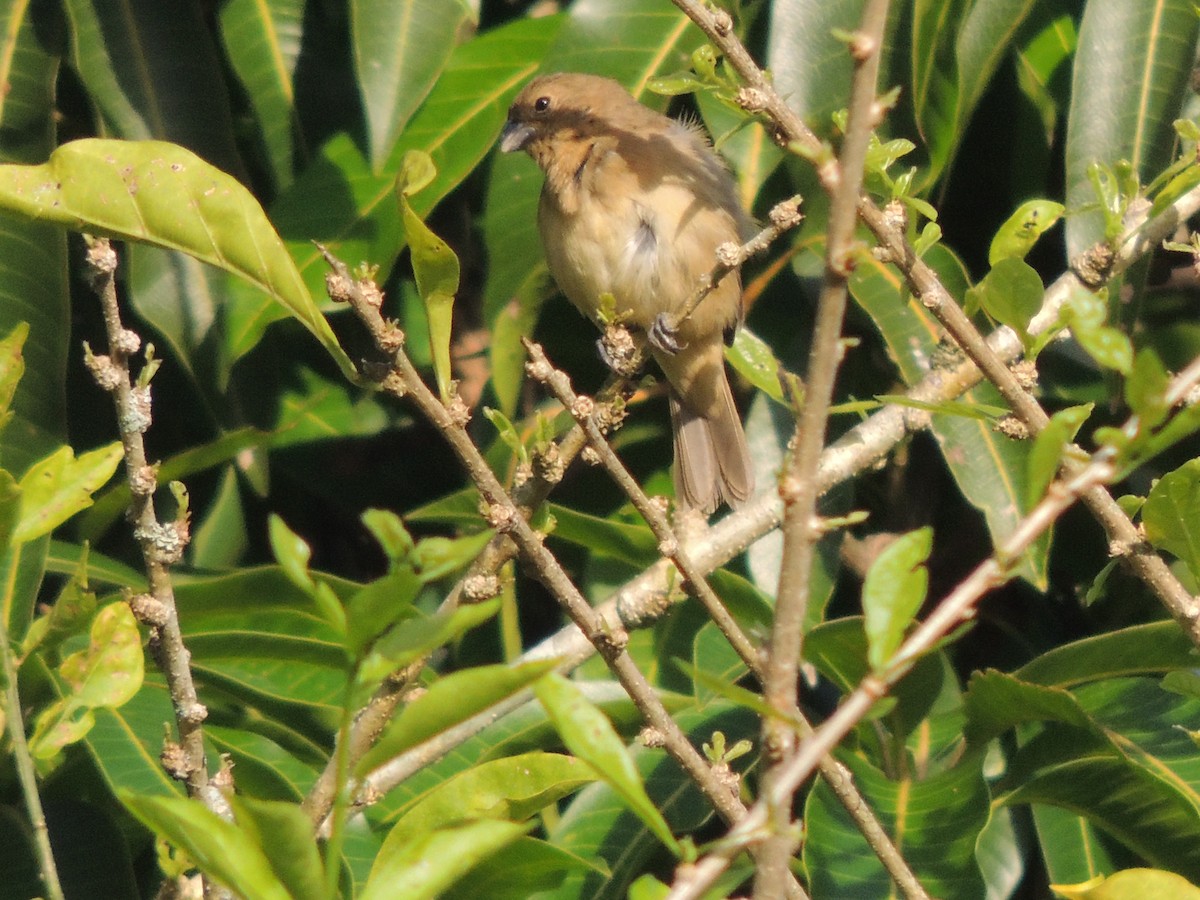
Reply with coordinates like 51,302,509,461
499,72,754,514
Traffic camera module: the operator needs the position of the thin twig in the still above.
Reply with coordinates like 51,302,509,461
1,625,64,900
83,239,228,900
756,3,892,895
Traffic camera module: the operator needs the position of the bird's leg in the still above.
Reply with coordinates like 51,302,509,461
648,312,687,355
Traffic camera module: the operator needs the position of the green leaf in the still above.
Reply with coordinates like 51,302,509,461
398,149,460,399
411,529,493,580
963,669,1098,747
1026,404,1093,509
1065,0,1199,257
62,0,243,172
1017,622,1199,688
968,257,1045,342
0,139,355,379
489,264,553,418
0,321,27,435
120,792,292,900
352,0,472,169
727,326,784,402
375,751,594,847
229,796,325,900
20,549,98,658
534,673,681,856
547,504,658,568
361,508,416,566
361,598,502,684
1143,458,1200,580
268,515,346,636
1055,868,1200,899
862,528,933,672
29,602,144,760
344,564,421,656
989,199,1064,264
1000,678,1200,881
218,0,305,189
450,836,603,899
362,819,528,900
357,659,560,776
1125,347,1171,429
14,443,122,545
804,751,989,899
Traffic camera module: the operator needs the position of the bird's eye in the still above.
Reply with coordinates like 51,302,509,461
534,96,551,113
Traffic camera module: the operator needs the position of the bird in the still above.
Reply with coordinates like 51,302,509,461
499,72,754,514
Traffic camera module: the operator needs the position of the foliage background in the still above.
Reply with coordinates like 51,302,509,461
1,0,1200,897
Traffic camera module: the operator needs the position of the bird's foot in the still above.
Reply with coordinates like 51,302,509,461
648,313,686,355
597,324,641,377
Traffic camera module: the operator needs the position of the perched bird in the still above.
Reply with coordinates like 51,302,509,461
499,72,754,514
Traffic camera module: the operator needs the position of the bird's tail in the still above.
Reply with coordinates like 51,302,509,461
669,369,753,515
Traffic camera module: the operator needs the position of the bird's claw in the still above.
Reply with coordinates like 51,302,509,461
648,313,686,355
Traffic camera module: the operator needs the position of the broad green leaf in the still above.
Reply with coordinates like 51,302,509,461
352,0,472,169
451,836,603,900
1065,0,1199,257
1124,347,1171,429
1000,678,1200,881
177,567,349,715
804,751,989,899
0,1,68,644
230,796,324,900
989,199,1065,264
1143,458,1200,579
85,680,182,799
344,564,421,656
911,0,972,179
360,597,502,684
534,673,681,856
490,263,553,418
376,752,594,851
1054,868,1200,899
1017,622,1199,688
362,819,527,900
218,0,306,189
398,149,459,399
1059,286,1132,373
120,792,292,900
357,659,560,776
968,257,1045,342
0,470,19,561
0,139,355,379
205,725,318,803
727,326,784,402
1014,5,1077,146
46,540,145,589
14,443,122,545
62,0,243,172
547,504,657,568
963,670,1098,747
29,602,144,760
1033,804,1125,887
862,527,933,672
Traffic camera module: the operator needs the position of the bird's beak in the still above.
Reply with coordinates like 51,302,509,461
499,119,533,153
